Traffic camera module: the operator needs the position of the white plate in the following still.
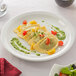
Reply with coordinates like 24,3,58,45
49,62,76,76
1,11,75,61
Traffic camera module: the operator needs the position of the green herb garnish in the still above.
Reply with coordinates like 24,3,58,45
42,20,45,22
36,53,40,56
41,32,44,35
34,33,37,36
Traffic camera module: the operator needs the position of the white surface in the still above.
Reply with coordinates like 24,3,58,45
0,0,76,76
1,11,75,62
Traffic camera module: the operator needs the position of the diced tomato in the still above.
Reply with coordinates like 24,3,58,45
58,41,63,46
46,40,49,45
51,31,57,35
23,20,27,24
42,34,44,37
59,72,62,76
46,38,50,45
59,72,68,76
54,31,57,35
47,38,50,41
23,31,27,36
39,34,42,37
39,34,44,37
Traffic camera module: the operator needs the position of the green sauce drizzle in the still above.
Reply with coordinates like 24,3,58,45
36,53,40,56
10,37,40,56
51,25,66,40
10,38,30,54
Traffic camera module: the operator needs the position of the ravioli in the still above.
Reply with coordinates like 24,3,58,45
33,34,58,54
28,26,48,45
14,23,40,40
23,25,40,42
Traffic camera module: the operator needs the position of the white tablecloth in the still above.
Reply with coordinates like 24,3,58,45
0,0,76,76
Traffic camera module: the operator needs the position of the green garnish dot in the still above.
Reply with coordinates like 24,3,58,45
34,33,36,36
36,53,40,56
32,51,36,53
27,52,30,54
19,50,24,52
24,51,30,54
42,20,45,22
41,32,44,35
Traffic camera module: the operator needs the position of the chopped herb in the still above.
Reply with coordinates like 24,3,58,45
34,33,36,36
42,20,45,22
41,32,44,35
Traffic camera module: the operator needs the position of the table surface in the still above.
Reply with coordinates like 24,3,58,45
0,0,76,76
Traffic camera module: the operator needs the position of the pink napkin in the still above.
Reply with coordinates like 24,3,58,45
0,58,22,76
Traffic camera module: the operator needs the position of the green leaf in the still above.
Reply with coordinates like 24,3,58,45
61,67,72,75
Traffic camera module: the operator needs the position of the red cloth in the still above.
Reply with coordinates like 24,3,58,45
0,58,22,76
